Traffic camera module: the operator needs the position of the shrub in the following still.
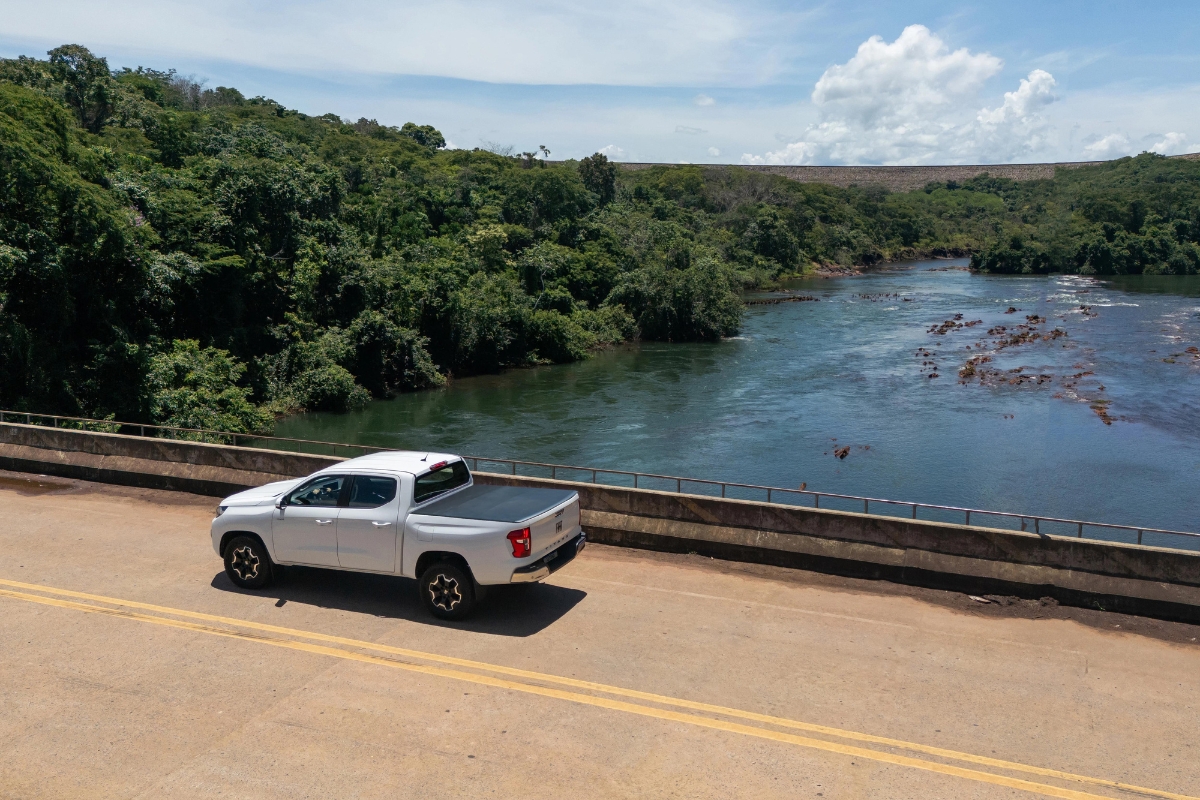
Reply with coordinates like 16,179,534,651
145,339,273,434
258,330,371,413
606,258,742,341
526,309,593,363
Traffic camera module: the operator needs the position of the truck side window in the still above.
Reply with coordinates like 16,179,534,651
286,475,345,507
348,476,397,509
413,461,470,504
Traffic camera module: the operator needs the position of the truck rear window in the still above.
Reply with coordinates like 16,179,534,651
414,461,470,504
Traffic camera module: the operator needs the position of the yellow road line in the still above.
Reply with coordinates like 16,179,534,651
0,586,1130,800
0,577,1192,800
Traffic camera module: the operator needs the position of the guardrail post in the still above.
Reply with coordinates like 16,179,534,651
552,466,557,479
912,504,917,519
634,474,639,489
678,478,682,493
511,462,516,475
591,469,596,483
814,494,819,508
1077,522,1083,537
767,488,773,503
720,483,726,498
965,510,971,526
863,499,868,514
1137,529,1143,545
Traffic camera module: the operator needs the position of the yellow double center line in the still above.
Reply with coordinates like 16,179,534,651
0,577,1190,800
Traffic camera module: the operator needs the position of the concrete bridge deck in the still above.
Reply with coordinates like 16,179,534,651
2,472,1198,799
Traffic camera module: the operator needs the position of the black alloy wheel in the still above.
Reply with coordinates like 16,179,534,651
419,561,476,621
224,535,275,589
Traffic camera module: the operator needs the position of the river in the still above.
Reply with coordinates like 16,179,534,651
276,259,1200,538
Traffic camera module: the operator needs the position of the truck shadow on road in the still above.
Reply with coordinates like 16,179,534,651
209,567,586,637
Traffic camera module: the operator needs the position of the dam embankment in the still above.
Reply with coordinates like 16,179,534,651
616,152,1200,192
5,421,1200,621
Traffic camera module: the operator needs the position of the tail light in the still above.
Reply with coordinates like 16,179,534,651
507,527,531,558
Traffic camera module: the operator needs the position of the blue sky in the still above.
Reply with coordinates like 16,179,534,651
3,0,1199,164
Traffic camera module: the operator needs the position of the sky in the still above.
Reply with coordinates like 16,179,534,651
3,0,1200,165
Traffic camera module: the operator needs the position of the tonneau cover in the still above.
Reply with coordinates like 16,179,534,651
415,483,575,524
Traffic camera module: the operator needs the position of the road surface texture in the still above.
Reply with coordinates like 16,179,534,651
1,470,1198,800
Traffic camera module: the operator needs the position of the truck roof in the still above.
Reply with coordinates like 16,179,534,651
323,450,462,475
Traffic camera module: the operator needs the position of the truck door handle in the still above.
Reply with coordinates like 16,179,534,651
371,521,392,527
315,519,333,525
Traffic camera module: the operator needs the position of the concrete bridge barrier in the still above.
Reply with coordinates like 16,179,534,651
4,421,1200,620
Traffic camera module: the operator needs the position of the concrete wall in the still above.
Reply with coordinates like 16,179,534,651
0,422,338,496
5,422,1200,618
615,153,1200,193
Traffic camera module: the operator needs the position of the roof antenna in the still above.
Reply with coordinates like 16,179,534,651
420,453,428,461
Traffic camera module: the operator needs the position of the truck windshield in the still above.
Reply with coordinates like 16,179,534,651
414,461,470,504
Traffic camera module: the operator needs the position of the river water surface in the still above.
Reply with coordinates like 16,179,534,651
277,260,1200,538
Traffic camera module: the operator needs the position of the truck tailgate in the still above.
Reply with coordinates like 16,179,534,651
528,495,580,557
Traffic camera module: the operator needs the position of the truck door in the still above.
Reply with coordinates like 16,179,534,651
337,474,404,572
273,475,345,566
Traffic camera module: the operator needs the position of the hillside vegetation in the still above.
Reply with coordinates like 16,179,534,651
2,45,1198,432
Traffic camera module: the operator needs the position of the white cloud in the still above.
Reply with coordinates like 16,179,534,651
969,69,1057,160
977,70,1056,125
1150,132,1194,156
741,25,1059,165
707,146,721,156
1082,133,1132,159
810,24,1002,129
694,94,716,106
675,125,707,135
598,144,628,160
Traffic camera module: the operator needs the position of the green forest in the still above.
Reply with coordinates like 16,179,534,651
2,45,1199,433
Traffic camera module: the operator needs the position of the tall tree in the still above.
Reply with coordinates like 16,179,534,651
47,45,114,133
579,152,617,205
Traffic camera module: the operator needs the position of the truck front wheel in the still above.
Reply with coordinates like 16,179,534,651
419,561,475,621
223,535,275,590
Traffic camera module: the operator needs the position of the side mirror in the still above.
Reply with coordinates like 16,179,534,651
275,497,286,509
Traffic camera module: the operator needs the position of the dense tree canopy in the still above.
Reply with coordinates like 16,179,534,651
965,157,1200,275
2,45,1197,433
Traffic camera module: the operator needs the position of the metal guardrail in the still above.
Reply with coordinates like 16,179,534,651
2,409,1198,549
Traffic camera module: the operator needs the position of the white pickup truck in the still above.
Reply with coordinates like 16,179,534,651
210,451,585,619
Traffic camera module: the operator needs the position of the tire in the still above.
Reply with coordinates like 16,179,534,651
223,535,275,590
419,561,476,620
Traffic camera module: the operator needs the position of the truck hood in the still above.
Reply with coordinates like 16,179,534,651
221,479,303,507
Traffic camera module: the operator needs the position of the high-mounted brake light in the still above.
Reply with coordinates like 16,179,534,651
428,461,448,472
507,527,531,558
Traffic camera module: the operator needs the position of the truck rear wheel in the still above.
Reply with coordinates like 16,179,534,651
420,561,475,621
223,535,275,590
